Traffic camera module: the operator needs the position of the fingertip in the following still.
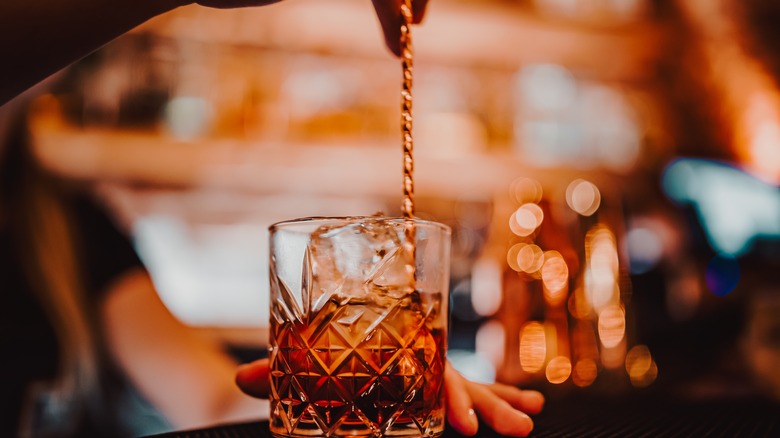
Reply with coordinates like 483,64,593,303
386,38,402,57
524,417,535,437
412,0,428,24
448,408,479,436
466,408,479,436
235,360,270,398
521,390,545,415
495,410,534,437
234,364,253,388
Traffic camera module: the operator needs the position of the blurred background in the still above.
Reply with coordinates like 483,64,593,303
25,0,780,404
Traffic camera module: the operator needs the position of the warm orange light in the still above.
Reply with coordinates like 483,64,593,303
739,92,780,184
601,340,627,370
630,360,657,388
584,225,619,310
566,179,601,216
625,345,651,377
519,322,547,373
545,356,572,384
510,177,543,205
676,1,780,184
569,286,594,320
517,244,544,274
572,358,598,387
506,243,525,272
626,345,657,387
510,203,544,237
542,251,569,306
598,305,626,348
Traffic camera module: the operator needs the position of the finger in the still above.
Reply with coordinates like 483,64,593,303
371,0,402,56
235,358,270,398
444,364,479,436
412,0,429,24
466,382,534,437
488,384,545,415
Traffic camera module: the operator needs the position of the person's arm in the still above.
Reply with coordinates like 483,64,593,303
101,268,264,428
0,0,429,106
0,0,182,106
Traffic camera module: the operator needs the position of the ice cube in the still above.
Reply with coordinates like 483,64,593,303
307,218,413,303
365,245,415,297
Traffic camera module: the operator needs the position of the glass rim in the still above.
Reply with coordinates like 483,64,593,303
269,216,451,234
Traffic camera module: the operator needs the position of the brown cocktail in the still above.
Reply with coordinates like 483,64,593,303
268,217,450,437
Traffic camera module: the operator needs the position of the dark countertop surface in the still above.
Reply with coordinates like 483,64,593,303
146,393,780,437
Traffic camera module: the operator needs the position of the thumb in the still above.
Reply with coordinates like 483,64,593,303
235,358,271,398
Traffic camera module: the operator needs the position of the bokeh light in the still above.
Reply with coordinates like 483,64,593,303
572,358,598,387
566,179,601,216
601,341,627,370
517,244,545,274
519,321,547,373
546,356,572,384
743,93,780,184
542,251,569,306
476,320,506,369
516,64,577,112
598,305,626,348
626,344,658,387
510,203,544,237
625,226,663,274
510,177,543,205
630,360,658,388
507,243,525,272
471,259,503,317
585,225,620,310
625,345,652,379
662,158,780,256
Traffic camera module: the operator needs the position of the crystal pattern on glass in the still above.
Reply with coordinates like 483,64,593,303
269,219,447,437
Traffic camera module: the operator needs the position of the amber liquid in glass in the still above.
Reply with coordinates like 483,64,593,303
269,292,445,437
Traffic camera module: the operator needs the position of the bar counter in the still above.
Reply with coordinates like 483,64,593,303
146,393,780,438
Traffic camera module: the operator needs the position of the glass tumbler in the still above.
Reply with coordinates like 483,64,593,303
268,217,451,437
